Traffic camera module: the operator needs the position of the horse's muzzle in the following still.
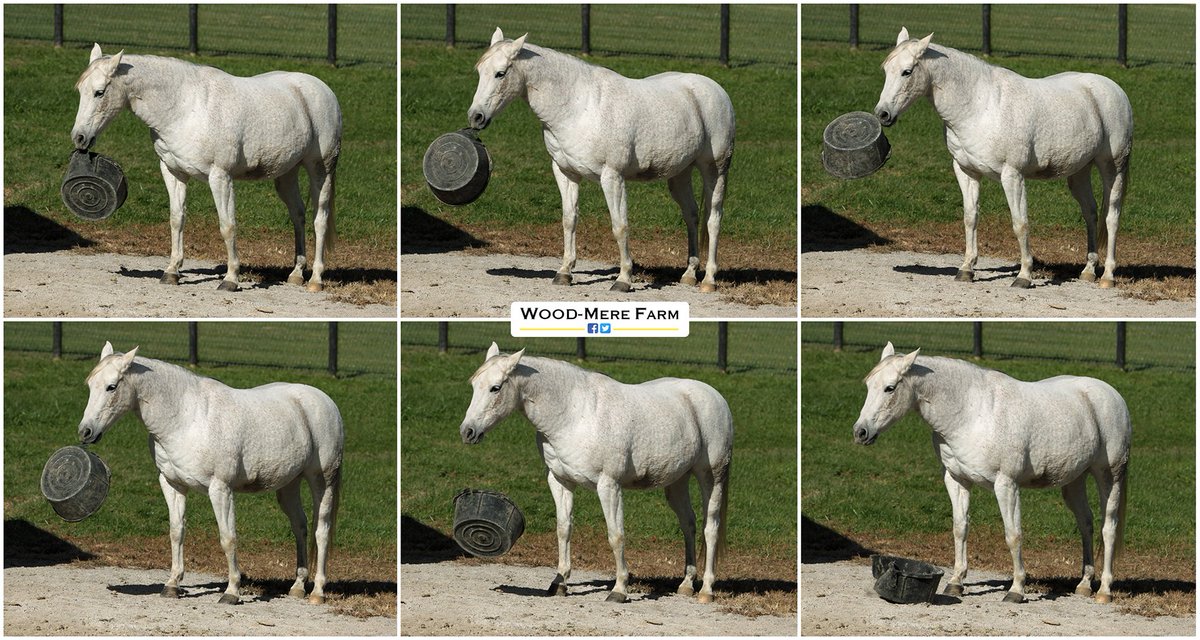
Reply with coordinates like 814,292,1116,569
78,427,103,445
72,131,95,151
460,426,484,444
853,424,877,446
467,110,490,131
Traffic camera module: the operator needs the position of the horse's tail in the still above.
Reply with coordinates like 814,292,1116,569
716,454,731,565
1114,457,1128,562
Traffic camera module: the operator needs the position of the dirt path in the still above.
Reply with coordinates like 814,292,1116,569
3,564,395,636
802,559,1194,636
401,560,796,636
801,249,1195,318
400,250,796,318
5,251,394,318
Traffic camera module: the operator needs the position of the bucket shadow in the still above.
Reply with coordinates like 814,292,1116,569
801,204,890,252
801,515,875,564
400,206,487,254
4,206,96,254
3,519,97,568
400,514,468,564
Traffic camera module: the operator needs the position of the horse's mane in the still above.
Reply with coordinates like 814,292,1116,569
76,53,214,89
86,352,200,385
476,39,606,76
863,352,984,383
470,352,617,386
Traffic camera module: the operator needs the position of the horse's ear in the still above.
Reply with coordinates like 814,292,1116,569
486,342,500,360
120,346,140,372
490,27,505,46
101,341,114,359
510,33,528,55
896,27,910,46
881,341,895,361
89,43,104,63
898,348,921,374
501,348,526,377
914,33,933,57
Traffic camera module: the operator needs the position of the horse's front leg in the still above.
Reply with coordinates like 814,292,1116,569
994,475,1027,603
941,469,971,597
551,162,580,286
545,471,575,596
952,162,980,282
599,168,634,292
1000,167,1034,288
595,476,629,602
208,480,243,604
274,168,308,287
158,474,188,598
158,162,189,286
208,169,240,292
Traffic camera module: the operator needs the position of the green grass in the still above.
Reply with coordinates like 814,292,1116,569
801,322,1195,559
801,39,1195,248
4,38,396,245
400,37,796,251
400,322,796,554
4,325,397,557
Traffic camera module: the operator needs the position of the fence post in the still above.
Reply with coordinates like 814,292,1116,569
1115,322,1127,370
973,322,983,359
186,321,198,367
832,322,843,352
188,5,198,55
576,337,587,361
849,4,858,50
438,321,449,353
1117,4,1128,67
53,5,63,48
446,4,456,48
981,4,991,56
327,4,338,66
52,322,63,360
328,322,339,376
581,4,591,55
719,4,730,66
717,322,728,372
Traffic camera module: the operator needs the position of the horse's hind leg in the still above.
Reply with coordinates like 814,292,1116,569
307,470,339,604
695,467,724,603
664,477,698,596
697,162,728,293
1061,475,1096,596
306,162,335,293
1094,467,1124,603
274,168,308,287
276,478,310,599
1096,156,1129,288
158,162,189,286
551,162,580,286
667,171,701,287
1067,168,1100,283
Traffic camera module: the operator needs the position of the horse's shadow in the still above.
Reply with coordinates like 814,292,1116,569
3,519,97,568
114,263,397,290
485,264,796,290
801,204,890,253
3,206,96,255
400,206,488,254
893,263,1019,283
107,576,396,602
496,575,796,601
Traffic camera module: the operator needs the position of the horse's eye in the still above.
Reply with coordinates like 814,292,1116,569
94,89,106,98
489,384,502,393
494,69,507,79
901,69,912,78
105,383,117,392
884,384,896,393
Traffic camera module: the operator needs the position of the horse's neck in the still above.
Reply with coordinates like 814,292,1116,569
909,356,985,440
925,45,997,128
120,55,201,133
513,357,590,437
517,45,601,129
127,357,200,436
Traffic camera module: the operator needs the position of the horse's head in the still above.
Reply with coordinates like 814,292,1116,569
78,341,139,445
874,27,934,127
71,43,127,150
459,342,525,444
467,27,528,131
853,342,921,445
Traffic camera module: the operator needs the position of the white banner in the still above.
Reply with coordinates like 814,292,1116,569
510,302,690,337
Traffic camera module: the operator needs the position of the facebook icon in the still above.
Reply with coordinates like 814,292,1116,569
586,323,613,334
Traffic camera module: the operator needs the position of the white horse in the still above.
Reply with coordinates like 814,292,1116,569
874,28,1133,289
459,342,733,603
71,44,342,292
468,28,735,293
853,342,1131,603
77,342,344,605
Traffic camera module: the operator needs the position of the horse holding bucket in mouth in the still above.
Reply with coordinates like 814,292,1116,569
459,342,734,603
853,342,1131,603
874,28,1132,289
467,28,735,293
77,342,344,605
71,44,342,292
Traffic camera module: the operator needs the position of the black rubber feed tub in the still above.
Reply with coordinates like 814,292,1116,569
453,488,525,557
61,150,127,220
822,111,891,180
871,554,944,604
40,445,111,522
424,129,491,205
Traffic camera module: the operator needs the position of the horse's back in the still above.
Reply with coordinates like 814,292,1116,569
636,377,733,463
1029,374,1131,463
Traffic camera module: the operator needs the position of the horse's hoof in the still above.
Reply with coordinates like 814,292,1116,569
217,280,239,292
546,582,567,597
605,591,628,603
551,273,572,286
954,269,974,282
1099,278,1116,289
1002,591,1025,603
943,583,964,597
160,272,180,286
610,281,632,293
1011,277,1032,289
679,274,698,287
1075,584,1093,597
289,586,307,599
161,585,181,599
218,593,241,605
1079,271,1097,283
305,281,324,293
698,282,717,293
1095,592,1112,604
287,273,306,286
677,583,695,597
697,592,714,604
308,594,326,605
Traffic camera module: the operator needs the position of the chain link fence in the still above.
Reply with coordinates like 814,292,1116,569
802,4,1194,66
5,321,396,377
